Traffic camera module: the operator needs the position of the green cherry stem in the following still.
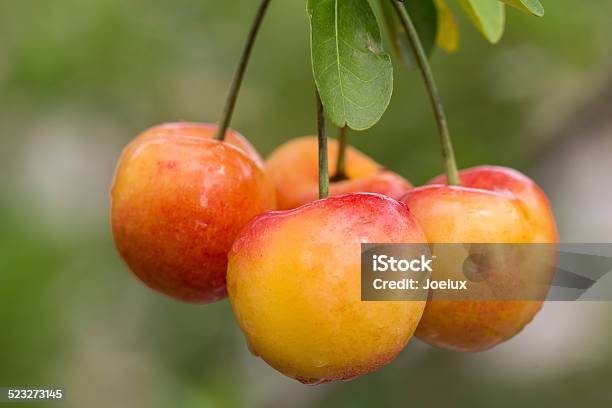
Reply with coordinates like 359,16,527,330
214,0,272,141
331,126,348,182
317,90,330,199
390,0,460,185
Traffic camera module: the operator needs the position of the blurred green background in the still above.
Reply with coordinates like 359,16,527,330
1,0,612,406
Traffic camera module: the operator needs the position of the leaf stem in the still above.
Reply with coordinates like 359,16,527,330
330,126,348,182
317,91,330,199
390,0,460,185
214,0,272,141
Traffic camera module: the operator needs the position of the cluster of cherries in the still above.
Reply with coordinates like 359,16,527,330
111,121,557,384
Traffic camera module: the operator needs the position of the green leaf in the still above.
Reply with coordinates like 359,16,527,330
404,0,438,55
460,0,506,44
379,1,407,65
501,0,544,17
308,0,393,131
379,0,438,69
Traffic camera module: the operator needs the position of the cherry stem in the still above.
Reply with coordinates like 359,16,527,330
330,126,349,182
214,0,272,141
317,91,329,199
390,0,460,185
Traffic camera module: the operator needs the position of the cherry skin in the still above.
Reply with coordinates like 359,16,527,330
266,136,413,210
227,193,427,383
111,123,276,303
400,166,558,352
134,122,264,166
